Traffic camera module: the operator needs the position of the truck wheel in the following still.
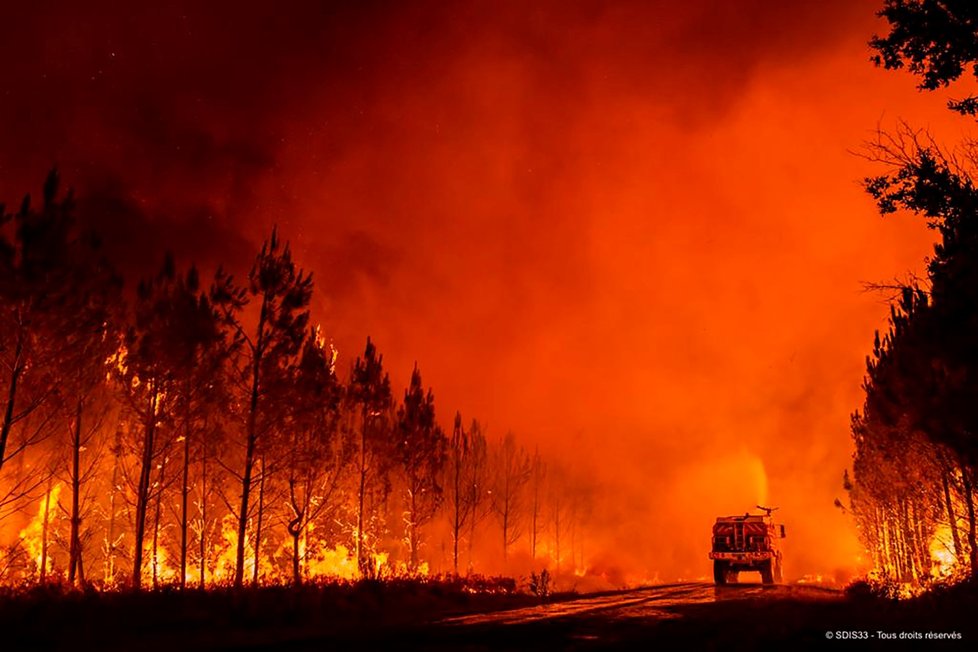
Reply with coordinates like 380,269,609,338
760,561,774,584
773,560,783,584
713,561,727,585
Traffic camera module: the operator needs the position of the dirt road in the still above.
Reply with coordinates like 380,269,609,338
440,581,837,628
425,582,846,649
223,581,970,649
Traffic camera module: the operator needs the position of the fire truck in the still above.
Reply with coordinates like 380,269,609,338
709,506,785,585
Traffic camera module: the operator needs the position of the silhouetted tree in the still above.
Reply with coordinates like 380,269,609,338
348,337,393,577
466,419,491,573
284,330,346,585
844,2,978,584
218,229,312,588
871,0,978,116
163,265,230,588
491,432,531,562
396,365,446,572
445,412,476,575
117,256,181,589
0,171,75,511
54,210,122,586
0,173,608,587
529,449,545,561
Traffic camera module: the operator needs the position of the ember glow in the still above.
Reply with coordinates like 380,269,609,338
0,1,969,591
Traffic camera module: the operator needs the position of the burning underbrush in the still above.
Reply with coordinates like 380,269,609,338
846,567,974,602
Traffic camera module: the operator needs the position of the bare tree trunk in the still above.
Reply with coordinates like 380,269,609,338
152,450,168,589
0,332,24,475
879,506,891,576
907,499,921,578
531,491,538,561
408,486,419,572
180,400,191,589
68,399,83,585
39,477,52,583
468,504,476,574
235,305,266,589
900,498,916,581
912,498,929,577
77,549,85,584
303,524,311,583
132,387,159,590
199,451,208,588
356,408,368,577
287,451,303,586
554,502,562,576
291,527,301,586
105,432,121,585
502,508,509,563
961,460,978,576
941,464,962,561
252,455,266,585
235,395,257,588
452,458,461,575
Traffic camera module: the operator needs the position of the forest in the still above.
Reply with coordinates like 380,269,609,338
0,178,596,591
846,0,978,595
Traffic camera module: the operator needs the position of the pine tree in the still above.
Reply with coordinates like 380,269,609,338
396,365,446,572
218,228,313,588
348,337,393,577
284,330,346,585
491,432,531,563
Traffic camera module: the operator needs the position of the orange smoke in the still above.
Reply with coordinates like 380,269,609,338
0,1,967,583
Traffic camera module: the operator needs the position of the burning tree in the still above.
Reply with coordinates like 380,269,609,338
282,330,347,585
219,229,313,588
845,0,978,587
117,257,181,589
53,209,122,586
0,170,123,585
490,432,531,562
529,448,546,562
463,419,492,573
0,175,602,589
445,412,483,575
348,337,394,577
163,265,231,588
0,172,80,522
395,365,446,572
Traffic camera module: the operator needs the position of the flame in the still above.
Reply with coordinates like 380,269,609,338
144,540,179,586
18,483,63,581
928,524,957,580
211,513,246,583
303,542,360,580
107,343,128,378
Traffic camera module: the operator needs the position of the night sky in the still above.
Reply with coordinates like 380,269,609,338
0,0,962,579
